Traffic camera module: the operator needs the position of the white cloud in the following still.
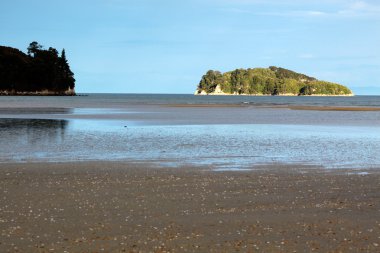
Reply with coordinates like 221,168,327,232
306,11,327,16
299,54,315,59
337,1,380,17
219,8,253,13
257,10,328,17
219,0,380,19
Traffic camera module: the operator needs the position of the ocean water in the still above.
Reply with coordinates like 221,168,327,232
1,93,380,107
0,94,380,170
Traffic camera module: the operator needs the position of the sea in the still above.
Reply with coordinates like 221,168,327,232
1,94,380,171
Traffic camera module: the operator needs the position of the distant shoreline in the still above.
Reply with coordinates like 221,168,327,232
194,92,354,97
165,103,380,111
0,89,76,96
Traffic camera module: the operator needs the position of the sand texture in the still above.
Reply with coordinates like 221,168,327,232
0,162,379,252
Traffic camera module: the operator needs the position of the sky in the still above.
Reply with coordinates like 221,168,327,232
1,0,380,94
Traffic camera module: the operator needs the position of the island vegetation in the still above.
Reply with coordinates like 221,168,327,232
195,67,353,96
0,42,75,95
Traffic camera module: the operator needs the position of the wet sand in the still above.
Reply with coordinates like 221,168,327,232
288,106,380,111
166,103,380,111
1,162,379,252
164,104,248,108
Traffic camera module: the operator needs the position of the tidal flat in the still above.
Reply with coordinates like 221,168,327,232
1,103,380,169
0,162,380,252
1,94,380,252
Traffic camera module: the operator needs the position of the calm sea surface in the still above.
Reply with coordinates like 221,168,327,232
1,93,380,107
0,94,379,170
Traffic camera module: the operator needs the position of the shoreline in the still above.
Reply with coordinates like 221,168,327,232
1,103,380,111
194,91,354,97
1,161,379,252
0,89,76,96
164,103,380,111
288,105,380,111
0,93,76,96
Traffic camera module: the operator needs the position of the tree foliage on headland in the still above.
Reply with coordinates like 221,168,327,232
196,67,352,96
0,42,75,95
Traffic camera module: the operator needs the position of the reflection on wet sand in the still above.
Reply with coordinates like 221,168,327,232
288,106,380,111
0,119,68,145
0,108,73,115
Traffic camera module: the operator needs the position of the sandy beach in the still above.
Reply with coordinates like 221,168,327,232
1,162,379,252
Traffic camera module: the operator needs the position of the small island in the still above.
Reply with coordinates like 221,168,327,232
0,42,75,95
195,66,353,96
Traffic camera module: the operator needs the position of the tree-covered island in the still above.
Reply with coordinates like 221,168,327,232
0,42,75,95
195,67,353,96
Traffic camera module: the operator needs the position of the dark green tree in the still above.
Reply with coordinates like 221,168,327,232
0,42,76,95
27,41,43,57
196,66,352,96
198,70,223,93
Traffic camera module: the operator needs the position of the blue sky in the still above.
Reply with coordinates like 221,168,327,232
1,0,380,94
